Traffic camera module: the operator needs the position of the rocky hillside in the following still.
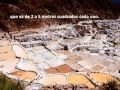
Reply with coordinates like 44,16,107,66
0,0,120,31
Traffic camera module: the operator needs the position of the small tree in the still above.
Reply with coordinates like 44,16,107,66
102,80,118,90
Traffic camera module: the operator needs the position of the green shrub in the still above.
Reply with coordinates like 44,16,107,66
0,73,24,90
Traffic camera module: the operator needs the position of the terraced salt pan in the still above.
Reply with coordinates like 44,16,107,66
89,73,120,85
0,45,16,61
68,74,95,88
39,73,96,88
0,40,11,46
41,74,67,85
77,60,93,69
56,50,81,61
0,40,37,82
0,46,13,53
16,59,38,72
0,51,15,60
46,64,73,73
0,58,19,73
25,46,66,70
12,45,28,58
0,19,120,89
10,70,37,82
